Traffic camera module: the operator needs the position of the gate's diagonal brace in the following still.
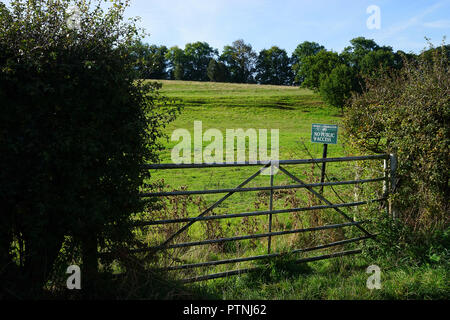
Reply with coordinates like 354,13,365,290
154,163,271,253
278,165,372,237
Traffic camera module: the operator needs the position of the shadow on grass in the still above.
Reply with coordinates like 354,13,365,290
182,255,316,299
35,269,211,300
259,104,296,110
243,254,314,286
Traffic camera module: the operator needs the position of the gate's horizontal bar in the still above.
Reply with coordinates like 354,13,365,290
140,177,385,197
278,165,373,237
181,267,255,283
294,248,362,264
133,198,385,227
163,234,375,271
180,249,362,283
142,155,389,170
131,220,370,252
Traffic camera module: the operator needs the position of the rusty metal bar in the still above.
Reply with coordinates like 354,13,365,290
181,267,255,283
131,220,369,252
162,235,375,271
142,154,389,170
153,164,270,252
140,177,386,198
268,163,274,254
278,166,373,237
133,198,385,227
180,249,363,283
293,249,362,264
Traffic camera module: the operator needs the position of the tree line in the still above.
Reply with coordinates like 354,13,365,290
130,37,423,108
131,39,291,85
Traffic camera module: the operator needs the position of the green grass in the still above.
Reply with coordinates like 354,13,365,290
192,254,449,300
154,80,343,161
134,80,449,300
147,80,355,207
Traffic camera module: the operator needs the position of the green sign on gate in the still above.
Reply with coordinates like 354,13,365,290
311,124,338,144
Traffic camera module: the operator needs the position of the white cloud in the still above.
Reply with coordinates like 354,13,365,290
378,1,448,40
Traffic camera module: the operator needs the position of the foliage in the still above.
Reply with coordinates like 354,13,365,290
129,40,168,79
166,42,218,81
132,36,412,91
255,46,293,85
298,37,411,109
291,41,325,84
363,214,450,266
299,49,341,90
344,43,449,234
207,59,229,82
319,64,357,111
165,46,186,80
220,39,257,83
340,37,404,80
183,42,218,81
340,37,383,69
359,49,398,78
0,0,178,298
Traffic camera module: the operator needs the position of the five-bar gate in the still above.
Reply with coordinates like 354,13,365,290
133,154,397,283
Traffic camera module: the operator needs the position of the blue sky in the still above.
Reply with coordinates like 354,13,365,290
124,0,450,54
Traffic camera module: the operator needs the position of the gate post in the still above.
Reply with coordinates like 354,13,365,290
354,165,363,220
268,161,274,254
389,154,398,219
319,144,328,194
383,158,389,216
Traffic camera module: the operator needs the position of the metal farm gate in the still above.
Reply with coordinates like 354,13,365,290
132,154,397,283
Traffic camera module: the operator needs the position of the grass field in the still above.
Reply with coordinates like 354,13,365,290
133,80,449,300
148,80,352,198
155,80,343,160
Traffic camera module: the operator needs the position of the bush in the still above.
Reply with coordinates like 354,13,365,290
319,64,357,111
344,43,449,238
207,59,229,82
299,50,341,90
0,0,178,298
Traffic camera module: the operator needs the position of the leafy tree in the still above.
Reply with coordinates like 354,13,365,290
340,37,380,69
220,39,257,83
129,41,168,79
340,37,401,76
299,49,341,90
183,41,218,81
165,46,186,80
344,44,449,234
359,49,397,77
319,64,357,111
0,0,178,298
207,59,229,82
420,43,450,63
291,41,325,84
300,37,405,109
255,46,293,85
